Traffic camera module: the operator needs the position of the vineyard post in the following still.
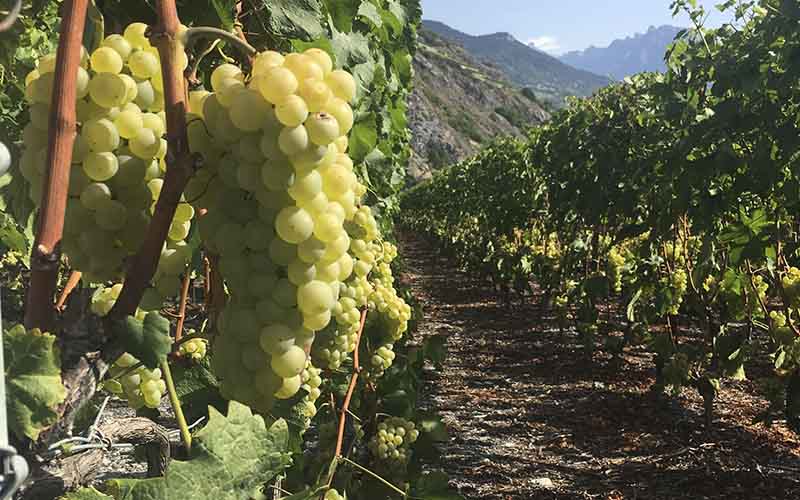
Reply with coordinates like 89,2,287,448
24,0,90,331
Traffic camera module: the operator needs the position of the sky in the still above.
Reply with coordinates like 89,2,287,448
420,0,735,55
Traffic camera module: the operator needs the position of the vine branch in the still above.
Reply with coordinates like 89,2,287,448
334,309,368,458
25,0,89,331
108,0,193,320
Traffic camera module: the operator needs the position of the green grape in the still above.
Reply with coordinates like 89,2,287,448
275,206,314,244
270,345,307,378
128,50,160,79
119,74,139,104
324,489,344,500
168,219,190,241
102,34,133,61
134,79,156,110
130,128,160,159
114,109,144,139
288,170,322,203
123,23,150,49
298,280,335,315
83,152,119,181
83,118,120,152
228,89,271,132
80,182,112,210
90,47,124,74
275,95,309,127
76,67,90,99
325,69,356,102
297,78,332,112
278,125,309,156
275,374,302,399
323,98,354,135
304,48,333,75
211,63,244,92
257,66,298,104
306,112,340,146
89,73,128,108
95,199,128,231
283,53,323,81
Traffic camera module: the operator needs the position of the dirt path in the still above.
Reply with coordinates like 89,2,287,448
399,233,800,500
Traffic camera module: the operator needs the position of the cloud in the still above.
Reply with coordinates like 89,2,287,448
528,36,561,54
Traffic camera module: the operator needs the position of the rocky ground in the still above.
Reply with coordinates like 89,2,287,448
400,232,800,500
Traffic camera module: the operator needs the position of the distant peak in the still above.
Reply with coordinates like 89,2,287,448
484,31,518,43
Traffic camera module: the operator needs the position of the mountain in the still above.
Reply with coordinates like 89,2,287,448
421,20,611,105
559,25,683,80
408,28,550,180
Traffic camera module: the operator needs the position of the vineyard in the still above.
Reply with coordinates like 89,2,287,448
401,0,800,496
2,0,800,499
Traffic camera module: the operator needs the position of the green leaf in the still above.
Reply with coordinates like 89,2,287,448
211,0,236,30
349,114,378,162
423,334,447,369
3,324,67,440
412,471,464,500
107,402,292,500
419,413,448,442
61,487,114,500
391,48,412,85
322,0,359,32
171,356,226,423
113,312,172,369
357,2,383,28
267,0,326,40
83,0,105,52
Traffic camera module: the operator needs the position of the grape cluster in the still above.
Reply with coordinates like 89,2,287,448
105,352,167,409
607,246,625,294
178,337,208,361
90,281,168,408
314,241,410,370
184,47,409,413
782,267,800,308
661,268,687,316
366,343,396,380
296,360,324,421
22,24,194,299
368,417,419,467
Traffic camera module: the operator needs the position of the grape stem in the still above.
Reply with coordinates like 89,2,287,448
55,270,82,312
24,0,89,331
338,456,407,498
174,271,192,342
0,0,22,32
161,359,192,452
333,309,367,459
182,26,257,58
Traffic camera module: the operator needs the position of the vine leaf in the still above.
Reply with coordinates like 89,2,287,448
112,312,172,370
60,487,114,500
82,0,104,52
3,324,67,440
106,402,292,499
266,0,325,40
412,471,464,500
211,0,236,30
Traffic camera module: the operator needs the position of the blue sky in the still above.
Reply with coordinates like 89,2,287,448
420,1,735,55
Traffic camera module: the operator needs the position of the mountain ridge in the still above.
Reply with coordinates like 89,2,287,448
559,25,683,80
407,27,550,180
421,20,611,104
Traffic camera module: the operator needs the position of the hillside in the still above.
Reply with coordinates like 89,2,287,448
408,28,550,180
560,25,682,80
422,20,611,104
